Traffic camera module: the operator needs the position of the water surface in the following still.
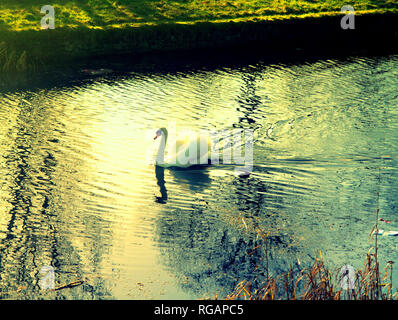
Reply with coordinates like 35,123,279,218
1,52,398,299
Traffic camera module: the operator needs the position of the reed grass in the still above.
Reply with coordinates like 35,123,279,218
226,249,395,300
226,169,396,300
0,41,43,72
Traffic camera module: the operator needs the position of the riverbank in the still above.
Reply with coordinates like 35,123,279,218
0,4,398,72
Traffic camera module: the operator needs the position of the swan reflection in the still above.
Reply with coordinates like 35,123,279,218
155,166,168,204
155,165,212,203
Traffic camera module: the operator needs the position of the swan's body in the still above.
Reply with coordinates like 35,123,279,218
154,127,212,168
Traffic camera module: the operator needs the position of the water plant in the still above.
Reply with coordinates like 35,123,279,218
226,168,396,300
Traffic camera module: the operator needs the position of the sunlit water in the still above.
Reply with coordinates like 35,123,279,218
1,52,398,299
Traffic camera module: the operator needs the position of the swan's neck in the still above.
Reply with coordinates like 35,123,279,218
156,131,168,165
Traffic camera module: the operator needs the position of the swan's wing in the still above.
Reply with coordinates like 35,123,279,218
175,136,191,152
168,135,189,156
175,134,212,166
166,132,212,167
165,135,189,167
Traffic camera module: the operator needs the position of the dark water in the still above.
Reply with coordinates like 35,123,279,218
1,52,398,299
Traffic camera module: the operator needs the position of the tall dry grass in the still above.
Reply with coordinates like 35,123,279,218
227,184,396,300
226,249,395,300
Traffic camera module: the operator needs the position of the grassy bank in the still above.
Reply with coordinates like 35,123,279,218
1,0,398,30
0,1,398,72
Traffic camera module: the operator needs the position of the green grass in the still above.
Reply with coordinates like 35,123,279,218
0,1,397,73
0,0,397,31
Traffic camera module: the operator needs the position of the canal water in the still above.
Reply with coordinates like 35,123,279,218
0,51,398,299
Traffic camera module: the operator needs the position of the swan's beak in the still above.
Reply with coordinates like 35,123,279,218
154,135,158,140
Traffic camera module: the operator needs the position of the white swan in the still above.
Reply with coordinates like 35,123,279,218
154,127,212,168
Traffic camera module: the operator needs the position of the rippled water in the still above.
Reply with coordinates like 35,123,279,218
1,52,398,299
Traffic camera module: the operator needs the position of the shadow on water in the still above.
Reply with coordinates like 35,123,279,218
155,165,212,203
151,143,314,297
170,167,212,192
152,165,311,298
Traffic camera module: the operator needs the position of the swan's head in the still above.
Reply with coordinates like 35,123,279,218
154,127,168,140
